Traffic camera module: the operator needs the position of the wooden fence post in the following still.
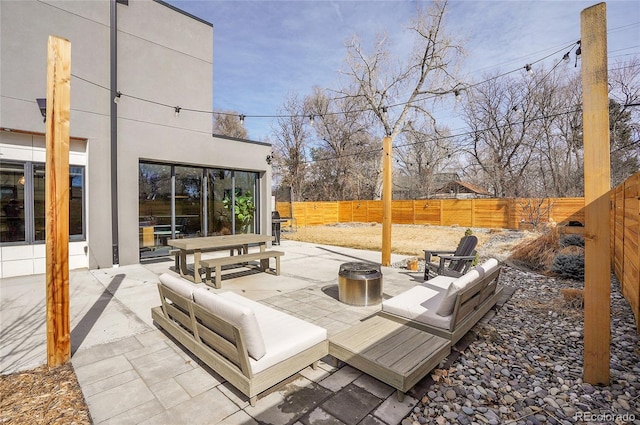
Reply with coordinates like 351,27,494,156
581,2,611,385
46,35,71,367
382,136,392,266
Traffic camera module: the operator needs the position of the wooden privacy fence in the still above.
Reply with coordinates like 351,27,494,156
276,198,585,229
611,172,640,331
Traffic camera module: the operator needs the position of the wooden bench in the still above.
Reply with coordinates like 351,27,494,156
200,250,284,288
169,246,245,272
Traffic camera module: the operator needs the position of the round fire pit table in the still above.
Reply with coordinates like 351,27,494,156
338,262,383,306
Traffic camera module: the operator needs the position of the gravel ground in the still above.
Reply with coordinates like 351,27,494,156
399,265,640,425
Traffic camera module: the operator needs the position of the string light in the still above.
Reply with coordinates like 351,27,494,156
71,40,581,124
309,115,315,126
525,64,534,76
174,106,181,117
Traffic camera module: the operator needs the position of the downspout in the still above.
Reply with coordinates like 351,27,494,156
110,0,119,265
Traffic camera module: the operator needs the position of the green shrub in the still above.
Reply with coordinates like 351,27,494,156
551,254,584,280
559,234,585,248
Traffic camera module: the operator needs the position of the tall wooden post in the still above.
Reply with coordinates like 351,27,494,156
382,136,392,266
581,3,610,385
46,35,71,367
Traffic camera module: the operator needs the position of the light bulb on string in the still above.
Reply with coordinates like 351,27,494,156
113,91,121,104
524,64,533,76
174,106,181,118
239,114,246,125
454,90,461,102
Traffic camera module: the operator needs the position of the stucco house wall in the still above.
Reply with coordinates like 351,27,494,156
0,0,272,277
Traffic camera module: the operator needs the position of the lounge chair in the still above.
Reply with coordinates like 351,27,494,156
151,273,328,406
424,235,478,280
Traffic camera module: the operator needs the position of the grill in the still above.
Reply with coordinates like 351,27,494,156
338,262,383,306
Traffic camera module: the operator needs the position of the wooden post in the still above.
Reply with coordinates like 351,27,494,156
46,35,71,367
581,2,610,385
382,136,392,266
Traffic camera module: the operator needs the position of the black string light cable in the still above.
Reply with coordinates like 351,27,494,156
68,39,586,124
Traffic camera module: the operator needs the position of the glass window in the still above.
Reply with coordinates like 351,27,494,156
0,161,85,244
33,165,85,242
0,162,26,243
175,166,203,238
208,169,232,235
233,171,258,234
139,161,261,260
139,163,172,255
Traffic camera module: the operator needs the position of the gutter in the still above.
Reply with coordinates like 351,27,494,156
110,0,119,265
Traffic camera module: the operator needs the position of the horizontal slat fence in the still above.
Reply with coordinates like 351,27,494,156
611,172,640,331
276,198,585,230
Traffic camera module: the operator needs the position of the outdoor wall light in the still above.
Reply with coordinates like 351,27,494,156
36,98,46,122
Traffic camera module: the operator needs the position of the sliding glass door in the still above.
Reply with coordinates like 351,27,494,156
139,161,259,260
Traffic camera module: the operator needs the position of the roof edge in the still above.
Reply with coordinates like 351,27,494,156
212,133,272,147
153,0,213,27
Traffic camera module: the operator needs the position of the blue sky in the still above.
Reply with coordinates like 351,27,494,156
165,0,640,141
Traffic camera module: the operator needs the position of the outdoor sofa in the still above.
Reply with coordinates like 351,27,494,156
151,273,328,406
380,258,503,344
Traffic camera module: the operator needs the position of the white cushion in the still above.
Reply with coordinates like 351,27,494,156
218,292,327,374
382,285,453,330
450,269,482,291
193,288,267,361
423,275,457,290
159,273,194,300
476,258,499,276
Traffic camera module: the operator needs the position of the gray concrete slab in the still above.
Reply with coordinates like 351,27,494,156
0,239,476,425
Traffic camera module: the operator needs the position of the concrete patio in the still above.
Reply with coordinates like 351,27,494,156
1,240,465,424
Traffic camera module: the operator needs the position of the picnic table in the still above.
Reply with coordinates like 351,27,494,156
168,234,273,283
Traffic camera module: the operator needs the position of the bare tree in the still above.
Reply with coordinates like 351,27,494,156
305,87,378,200
394,121,456,199
212,110,248,139
461,72,540,197
271,94,311,201
336,0,463,198
609,59,640,186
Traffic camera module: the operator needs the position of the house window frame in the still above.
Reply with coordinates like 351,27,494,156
0,160,86,245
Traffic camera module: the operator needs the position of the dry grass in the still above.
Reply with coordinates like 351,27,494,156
508,226,560,272
283,223,535,261
561,288,585,309
285,224,487,255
